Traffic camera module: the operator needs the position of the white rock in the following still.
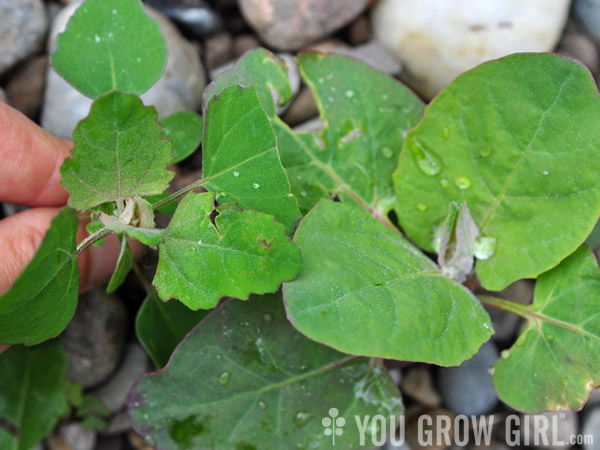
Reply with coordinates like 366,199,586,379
372,0,570,98
41,1,206,139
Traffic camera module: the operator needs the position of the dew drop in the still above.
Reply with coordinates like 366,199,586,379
136,57,141,62
417,203,428,212
262,313,272,323
474,236,497,260
547,335,555,342
410,139,443,176
442,127,450,139
382,94,389,101
317,77,324,84
440,178,449,188
94,34,101,42
252,183,260,189
232,170,240,177
258,400,267,410
293,411,313,428
345,90,355,98
112,8,117,14
542,170,549,176
501,350,510,359
197,239,202,245
455,175,471,190
300,190,307,197
217,371,231,385
380,146,394,159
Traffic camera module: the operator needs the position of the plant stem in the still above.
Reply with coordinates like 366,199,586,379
152,178,205,211
478,295,530,319
132,260,153,293
75,228,112,256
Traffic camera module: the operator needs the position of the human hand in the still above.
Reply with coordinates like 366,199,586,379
0,102,124,352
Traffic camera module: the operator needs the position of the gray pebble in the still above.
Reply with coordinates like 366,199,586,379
583,407,600,450
94,343,151,413
439,341,499,415
0,0,48,75
63,290,128,388
574,0,600,42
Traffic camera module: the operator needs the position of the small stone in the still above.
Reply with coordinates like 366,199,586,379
293,117,324,133
144,0,222,38
334,40,403,76
102,411,133,436
282,86,319,126
94,343,150,413
348,15,371,46
5,56,47,119
204,31,234,71
401,365,442,407
582,407,600,450
48,423,96,450
42,2,206,139
373,0,571,98
574,0,600,43
439,341,499,415
238,0,369,50
557,30,599,75
63,290,128,388
0,0,48,75
234,34,260,58
525,411,578,450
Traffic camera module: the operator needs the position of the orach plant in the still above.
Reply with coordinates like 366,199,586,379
1,0,600,448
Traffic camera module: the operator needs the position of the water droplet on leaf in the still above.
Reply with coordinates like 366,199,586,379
410,139,443,176
262,313,272,323
417,203,427,211
345,90,354,98
293,411,313,428
543,170,549,176
479,147,492,157
440,179,449,188
258,400,266,410
442,127,450,139
217,371,231,385
455,176,471,190
252,183,260,189
474,236,496,260
501,350,510,359
232,171,240,177
380,146,394,159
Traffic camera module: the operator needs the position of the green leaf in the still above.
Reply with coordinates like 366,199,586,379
0,341,70,450
206,50,425,215
101,219,165,247
283,200,492,366
51,0,166,98
203,48,294,117
202,85,300,232
61,91,174,211
153,192,303,309
129,294,403,449
135,290,209,367
106,235,133,293
0,208,79,346
162,111,203,164
394,53,600,291
490,246,600,412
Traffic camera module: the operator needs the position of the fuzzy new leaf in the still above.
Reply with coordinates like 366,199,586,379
61,91,173,211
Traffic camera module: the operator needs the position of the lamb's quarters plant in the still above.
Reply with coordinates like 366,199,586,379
1,0,600,446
